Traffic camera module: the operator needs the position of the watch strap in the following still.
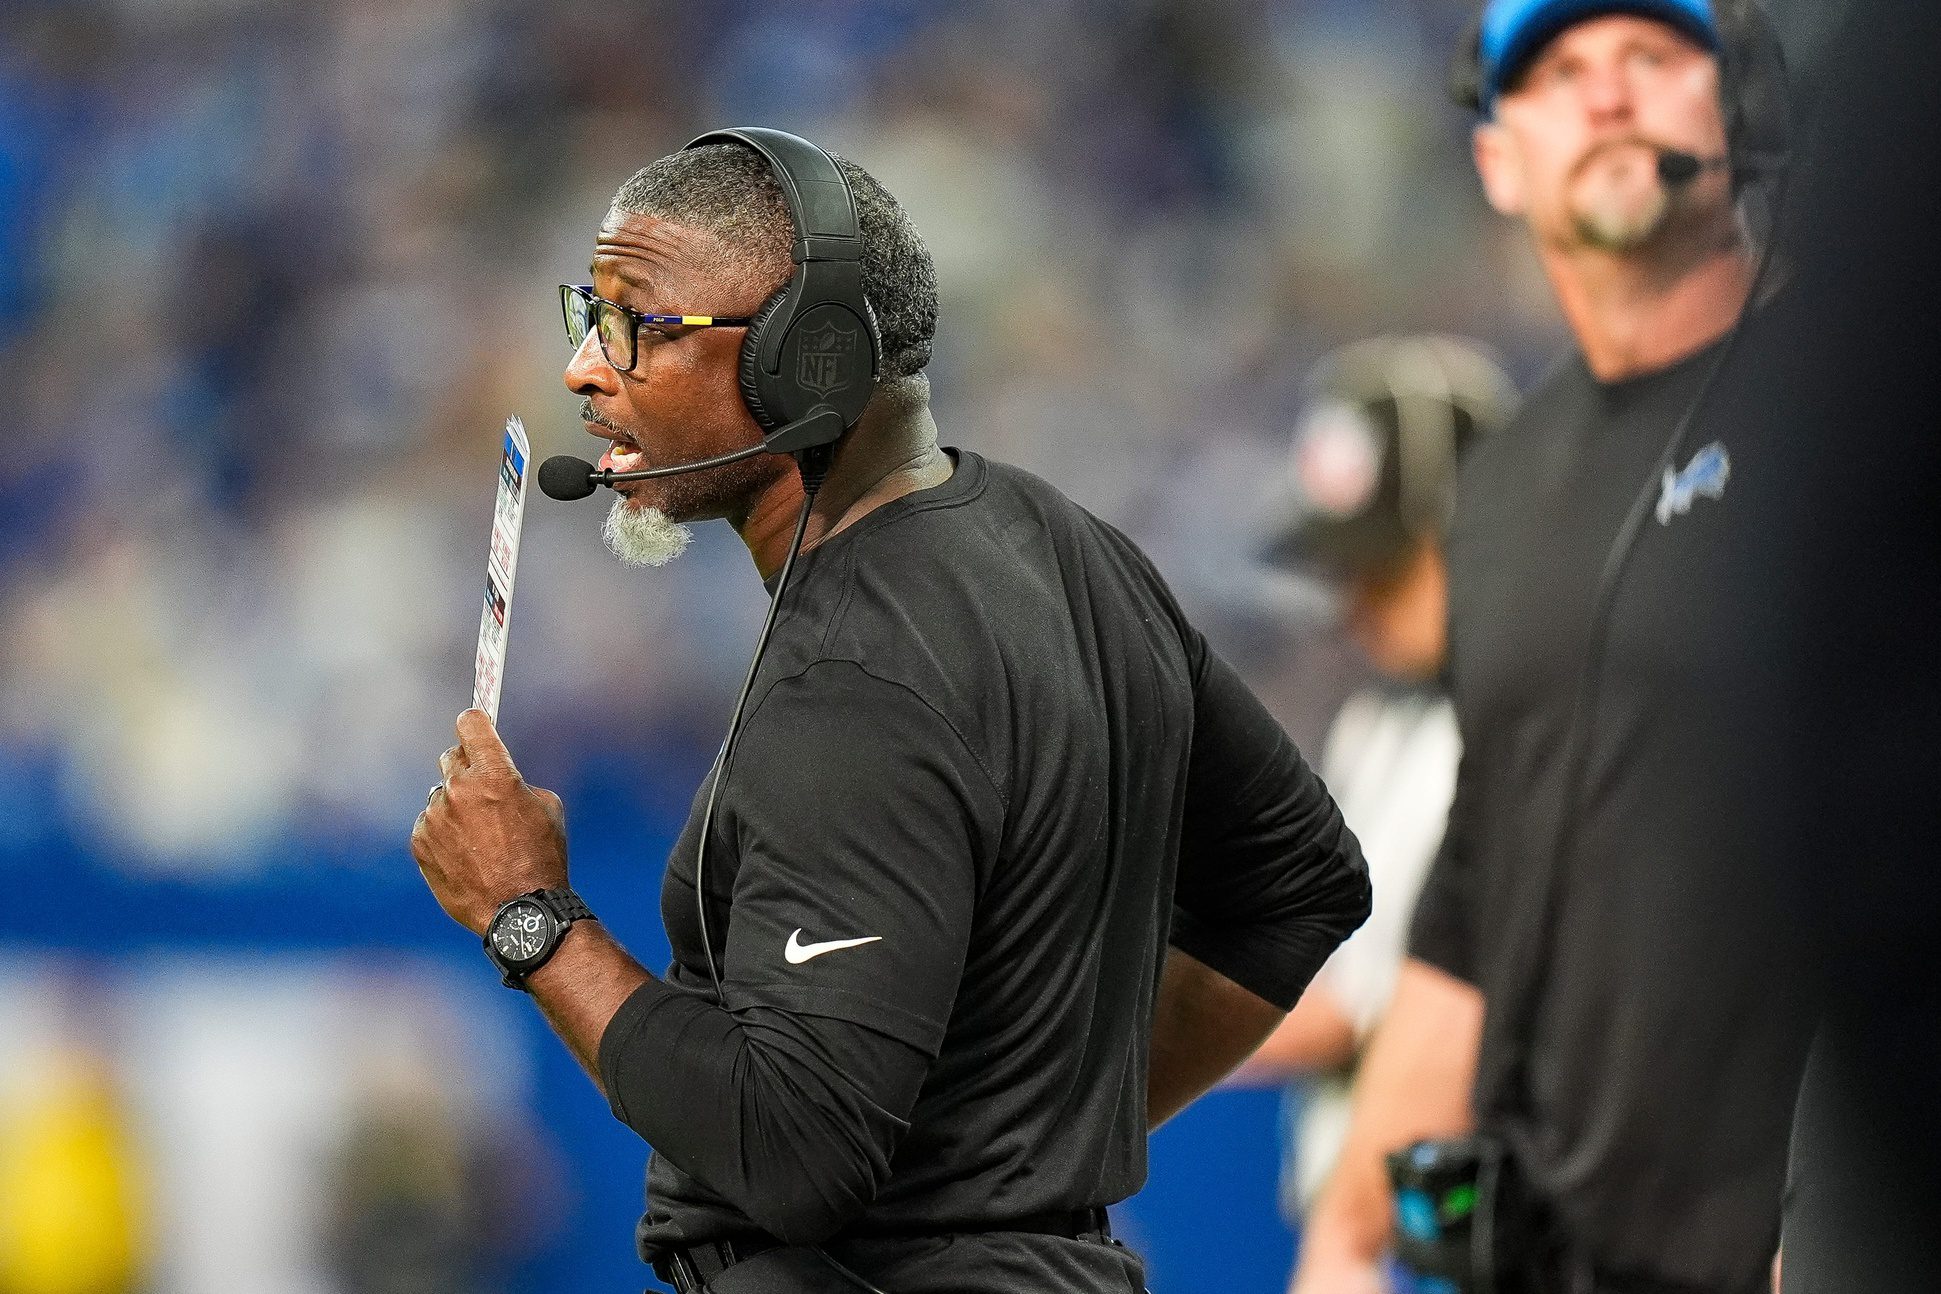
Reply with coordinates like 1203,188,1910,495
536,887,593,926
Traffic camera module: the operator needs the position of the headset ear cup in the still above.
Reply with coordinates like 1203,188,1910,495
738,289,792,432
1716,0,1791,184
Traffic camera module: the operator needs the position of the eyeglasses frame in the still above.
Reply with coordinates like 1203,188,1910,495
558,283,754,374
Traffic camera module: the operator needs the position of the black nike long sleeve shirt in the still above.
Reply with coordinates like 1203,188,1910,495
595,450,1369,1289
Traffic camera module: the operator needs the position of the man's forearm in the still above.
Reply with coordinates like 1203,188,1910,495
1295,958,1482,1288
522,922,934,1244
525,921,652,1087
1147,948,1288,1128
1228,982,1358,1085
572,951,929,1245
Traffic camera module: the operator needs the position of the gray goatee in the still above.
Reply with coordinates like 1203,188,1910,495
602,498,693,567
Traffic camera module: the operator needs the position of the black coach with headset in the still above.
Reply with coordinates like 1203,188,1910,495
409,130,1372,1292
1293,3,1818,1294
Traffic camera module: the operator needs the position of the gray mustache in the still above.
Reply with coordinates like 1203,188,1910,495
579,399,622,433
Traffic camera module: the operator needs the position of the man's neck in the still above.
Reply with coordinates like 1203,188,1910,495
1541,230,1753,383
736,400,950,579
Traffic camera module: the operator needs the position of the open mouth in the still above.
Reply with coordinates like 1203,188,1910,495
583,402,647,474
598,430,647,474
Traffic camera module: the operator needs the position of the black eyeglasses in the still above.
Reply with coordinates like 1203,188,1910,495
558,284,754,373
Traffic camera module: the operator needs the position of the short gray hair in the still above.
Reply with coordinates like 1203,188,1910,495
611,144,939,382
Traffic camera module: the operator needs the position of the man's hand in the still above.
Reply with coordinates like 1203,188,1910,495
410,709,568,934
1289,1253,1386,1294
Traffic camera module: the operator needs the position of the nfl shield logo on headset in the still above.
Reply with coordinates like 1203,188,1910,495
796,321,860,398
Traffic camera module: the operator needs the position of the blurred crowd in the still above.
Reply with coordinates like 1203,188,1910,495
0,0,1558,869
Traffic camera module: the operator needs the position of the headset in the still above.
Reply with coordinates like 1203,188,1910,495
688,127,883,464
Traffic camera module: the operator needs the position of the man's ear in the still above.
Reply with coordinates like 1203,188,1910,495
1472,122,1526,217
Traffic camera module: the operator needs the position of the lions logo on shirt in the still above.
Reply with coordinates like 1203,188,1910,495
1657,442,1731,525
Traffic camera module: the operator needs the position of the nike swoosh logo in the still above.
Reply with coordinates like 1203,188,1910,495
784,929,883,965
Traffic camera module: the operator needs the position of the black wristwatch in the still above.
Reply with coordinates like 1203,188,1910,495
483,887,594,990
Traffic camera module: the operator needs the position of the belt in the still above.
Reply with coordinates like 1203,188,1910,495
655,1236,782,1290
653,1208,1113,1290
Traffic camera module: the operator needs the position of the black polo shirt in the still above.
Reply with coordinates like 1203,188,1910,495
1410,310,1818,1291
595,450,1371,1291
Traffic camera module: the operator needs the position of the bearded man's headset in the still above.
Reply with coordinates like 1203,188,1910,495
699,127,883,466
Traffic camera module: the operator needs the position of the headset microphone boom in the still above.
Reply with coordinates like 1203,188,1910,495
537,404,858,501
537,442,772,501
1655,148,1729,188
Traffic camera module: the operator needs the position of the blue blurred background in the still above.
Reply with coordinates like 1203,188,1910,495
0,1,1565,1290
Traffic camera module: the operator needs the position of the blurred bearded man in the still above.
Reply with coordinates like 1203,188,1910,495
1293,4,1815,1294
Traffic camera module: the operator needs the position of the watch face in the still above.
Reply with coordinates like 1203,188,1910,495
490,900,553,967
